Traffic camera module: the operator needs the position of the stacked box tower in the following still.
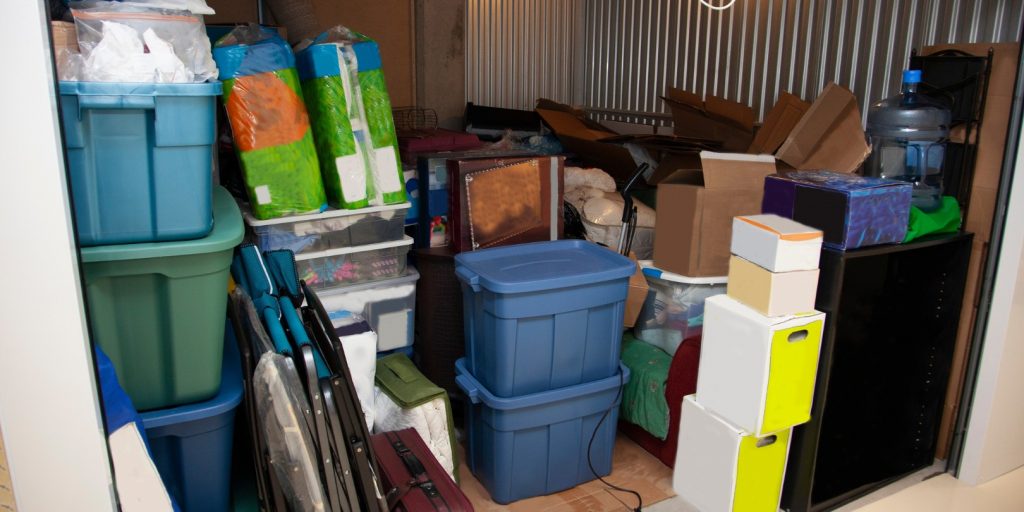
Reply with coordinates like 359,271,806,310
673,214,826,512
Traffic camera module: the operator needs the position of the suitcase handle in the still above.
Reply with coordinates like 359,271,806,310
454,266,480,292
455,374,480,404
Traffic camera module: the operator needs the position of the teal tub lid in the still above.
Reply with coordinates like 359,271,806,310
80,187,243,263
453,239,635,294
59,81,222,97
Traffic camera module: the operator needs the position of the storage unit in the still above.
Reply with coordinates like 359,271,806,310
455,240,635,397
727,256,820,317
319,269,419,352
81,186,243,411
59,81,221,246
633,261,726,354
783,234,972,512
295,236,413,291
141,332,242,512
674,396,791,512
455,359,629,504
696,295,825,436
245,203,410,254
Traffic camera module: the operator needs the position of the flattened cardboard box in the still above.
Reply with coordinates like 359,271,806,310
662,88,755,152
749,92,811,154
654,152,777,277
775,83,870,173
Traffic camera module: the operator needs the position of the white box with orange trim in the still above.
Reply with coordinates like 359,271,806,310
730,215,823,273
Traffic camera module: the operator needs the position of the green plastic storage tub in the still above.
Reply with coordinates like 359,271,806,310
81,187,243,411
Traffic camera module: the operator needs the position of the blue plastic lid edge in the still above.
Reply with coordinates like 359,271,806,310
454,358,630,410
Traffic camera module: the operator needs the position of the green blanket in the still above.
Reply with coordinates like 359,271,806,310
620,333,672,440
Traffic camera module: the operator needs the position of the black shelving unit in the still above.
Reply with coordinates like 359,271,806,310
782,233,973,512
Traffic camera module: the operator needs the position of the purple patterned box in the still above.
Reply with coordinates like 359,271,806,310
762,171,912,250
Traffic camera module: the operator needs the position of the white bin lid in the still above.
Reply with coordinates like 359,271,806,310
638,260,727,285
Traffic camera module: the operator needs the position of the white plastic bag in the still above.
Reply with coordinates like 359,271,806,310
71,1,217,82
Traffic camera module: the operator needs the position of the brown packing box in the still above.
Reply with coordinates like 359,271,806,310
749,92,811,154
661,88,755,152
535,103,640,181
51,21,78,53
653,152,777,277
623,252,648,328
775,83,870,173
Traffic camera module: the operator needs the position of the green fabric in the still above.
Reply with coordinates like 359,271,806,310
620,333,672,440
374,354,459,483
904,196,962,243
358,69,407,205
302,74,369,210
223,69,326,220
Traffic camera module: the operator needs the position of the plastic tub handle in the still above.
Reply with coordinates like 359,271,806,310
454,266,481,292
77,94,157,111
455,374,481,404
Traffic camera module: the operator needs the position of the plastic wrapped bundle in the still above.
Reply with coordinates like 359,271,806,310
213,25,326,219
310,27,407,206
296,43,376,209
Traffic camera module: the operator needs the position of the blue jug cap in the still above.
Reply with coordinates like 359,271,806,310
903,69,922,84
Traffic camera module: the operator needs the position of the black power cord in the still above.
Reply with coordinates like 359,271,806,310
587,370,643,512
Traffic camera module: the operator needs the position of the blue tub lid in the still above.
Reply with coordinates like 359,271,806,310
453,240,635,294
454,358,630,410
59,80,222,97
80,187,243,263
140,325,243,428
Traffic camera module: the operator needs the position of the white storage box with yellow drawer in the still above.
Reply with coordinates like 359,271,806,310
696,294,824,436
674,395,791,512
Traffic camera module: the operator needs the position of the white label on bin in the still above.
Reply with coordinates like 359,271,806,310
255,185,272,205
374,147,402,194
337,148,368,204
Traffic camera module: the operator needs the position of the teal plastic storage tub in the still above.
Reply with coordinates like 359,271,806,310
455,240,635,397
456,358,629,504
59,81,221,246
81,187,243,411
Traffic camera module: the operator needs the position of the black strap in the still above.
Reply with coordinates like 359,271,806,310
385,432,451,512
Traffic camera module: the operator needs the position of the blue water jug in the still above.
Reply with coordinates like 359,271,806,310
864,70,951,212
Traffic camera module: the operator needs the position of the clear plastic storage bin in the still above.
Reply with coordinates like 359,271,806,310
634,261,727,355
297,236,413,290
245,202,410,255
319,269,419,352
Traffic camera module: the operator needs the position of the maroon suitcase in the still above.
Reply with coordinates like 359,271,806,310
372,429,474,512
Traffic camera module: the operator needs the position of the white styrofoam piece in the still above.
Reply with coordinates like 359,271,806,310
731,215,822,272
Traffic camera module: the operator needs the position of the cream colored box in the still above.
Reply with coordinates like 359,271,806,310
696,294,824,436
674,396,791,512
727,255,819,317
731,214,822,272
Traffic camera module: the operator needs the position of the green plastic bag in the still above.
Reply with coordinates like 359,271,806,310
358,66,406,205
904,196,962,243
620,333,672,440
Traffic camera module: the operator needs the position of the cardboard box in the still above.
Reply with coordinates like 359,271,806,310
654,152,777,277
697,295,824,436
662,88,755,152
775,83,870,173
763,171,913,250
727,255,820,317
731,214,822,272
51,21,78,53
674,395,791,512
749,92,811,154
623,253,649,328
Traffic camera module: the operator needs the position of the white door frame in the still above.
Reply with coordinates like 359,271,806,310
0,1,116,510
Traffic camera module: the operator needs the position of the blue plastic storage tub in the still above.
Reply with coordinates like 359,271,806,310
455,358,629,504
454,240,635,397
141,327,242,512
59,81,221,246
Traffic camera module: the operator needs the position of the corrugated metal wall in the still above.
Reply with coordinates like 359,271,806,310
465,0,587,110
466,0,1023,124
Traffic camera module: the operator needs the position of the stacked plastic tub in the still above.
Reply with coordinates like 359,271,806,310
453,240,635,504
60,78,245,510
